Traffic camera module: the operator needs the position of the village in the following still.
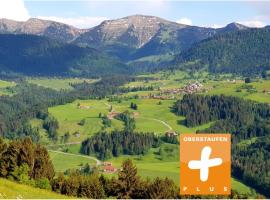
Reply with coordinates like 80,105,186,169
139,81,205,100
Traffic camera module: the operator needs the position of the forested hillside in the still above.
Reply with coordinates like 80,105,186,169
173,94,270,196
0,34,129,77
174,28,270,75
0,76,132,140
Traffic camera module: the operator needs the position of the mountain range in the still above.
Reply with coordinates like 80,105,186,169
0,15,269,77
0,15,249,60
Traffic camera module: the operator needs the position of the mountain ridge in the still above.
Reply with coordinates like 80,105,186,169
0,18,86,42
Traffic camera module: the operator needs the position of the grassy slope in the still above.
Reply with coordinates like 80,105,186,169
48,98,213,142
0,80,16,95
49,151,96,172
127,71,270,103
27,77,97,91
105,144,254,195
0,178,68,199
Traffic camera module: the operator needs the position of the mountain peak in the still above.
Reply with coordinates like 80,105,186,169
84,14,186,48
224,22,247,30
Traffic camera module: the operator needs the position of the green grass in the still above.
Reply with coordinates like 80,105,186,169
0,178,68,199
0,80,16,96
104,143,256,196
127,71,270,103
49,151,96,172
105,143,179,183
231,178,254,195
27,77,97,91
48,98,212,142
49,99,123,142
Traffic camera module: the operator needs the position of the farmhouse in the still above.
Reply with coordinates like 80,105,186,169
103,166,117,173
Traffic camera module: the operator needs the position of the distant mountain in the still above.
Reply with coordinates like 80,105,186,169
74,15,185,60
173,28,270,75
0,18,85,42
74,15,249,62
217,22,248,33
1,16,267,75
0,16,252,63
0,34,129,77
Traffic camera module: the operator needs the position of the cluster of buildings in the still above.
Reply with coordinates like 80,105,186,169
138,82,204,100
163,82,204,94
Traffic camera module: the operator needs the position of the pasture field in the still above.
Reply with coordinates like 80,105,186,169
49,151,96,172
0,178,68,199
106,145,255,196
48,98,213,142
48,143,256,196
27,77,97,90
124,71,270,103
0,80,16,95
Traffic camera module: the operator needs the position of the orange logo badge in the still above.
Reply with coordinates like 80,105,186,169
180,134,231,195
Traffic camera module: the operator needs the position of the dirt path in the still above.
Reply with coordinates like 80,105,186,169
48,150,102,166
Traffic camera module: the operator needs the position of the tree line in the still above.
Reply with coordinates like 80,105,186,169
173,94,270,140
81,130,161,160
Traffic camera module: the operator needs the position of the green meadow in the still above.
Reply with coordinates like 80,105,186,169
48,98,214,142
49,151,96,172
125,71,270,103
49,143,255,196
0,178,68,199
0,80,16,96
27,77,97,91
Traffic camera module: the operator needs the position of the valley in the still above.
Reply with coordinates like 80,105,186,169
19,71,268,198
0,10,269,199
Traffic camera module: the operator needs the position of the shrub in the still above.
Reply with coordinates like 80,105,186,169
35,178,51,190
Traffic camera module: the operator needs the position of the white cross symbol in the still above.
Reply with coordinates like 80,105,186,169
188,146,222,182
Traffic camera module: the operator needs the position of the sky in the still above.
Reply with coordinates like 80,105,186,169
0,0,270,29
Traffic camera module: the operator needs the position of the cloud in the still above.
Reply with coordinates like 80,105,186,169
37,16,108,29
237,20,266,28
177,18,192,25
0,0,30,21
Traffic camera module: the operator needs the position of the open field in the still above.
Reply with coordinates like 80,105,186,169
48,142,256,196
0,80,16,95
49,150,97,172
48,98,213,142
27,77,97,91
0,178,68,199
124,71,270,103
